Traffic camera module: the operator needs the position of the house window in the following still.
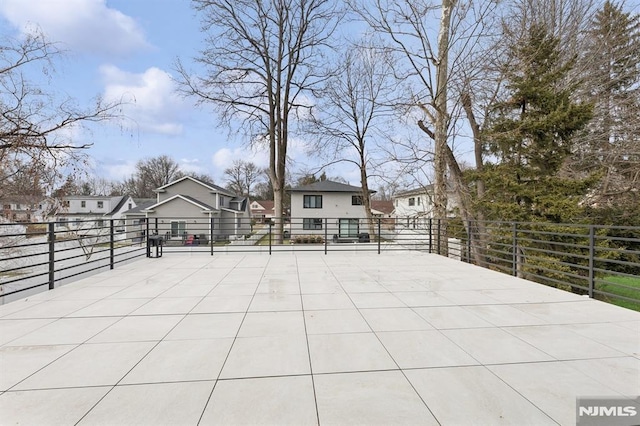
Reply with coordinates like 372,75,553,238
303,195,322,208
171,221,186,238
81,201,86,208
339,218,359,237
128,203,132,210
97,201,104,208
408,197,415,206
352,195,363,205
303,218,323,230
62,201,70,207
97,219,104,228
417,197,421,206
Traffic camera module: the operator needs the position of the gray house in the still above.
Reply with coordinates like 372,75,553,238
289,180,374,238
125,176,251,243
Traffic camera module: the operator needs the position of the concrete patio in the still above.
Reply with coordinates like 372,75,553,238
0,251,638,425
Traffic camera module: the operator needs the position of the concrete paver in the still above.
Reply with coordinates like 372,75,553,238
1,251,638,425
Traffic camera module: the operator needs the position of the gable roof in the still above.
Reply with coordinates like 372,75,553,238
123,199,155,215
371,200,394,215
290,180,375,194
154,176,234,196
142,194,216,212
106,196,130,216
250,200,275,212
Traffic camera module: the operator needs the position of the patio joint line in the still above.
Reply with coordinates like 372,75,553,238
196,254,270,426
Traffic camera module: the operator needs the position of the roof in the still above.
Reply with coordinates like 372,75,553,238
371,200,394,215
153,176,235,196
106,196,129,216
290,180,375,194
250,200,275,212
123,199,155,215
395,182,457,198
395,185,435,198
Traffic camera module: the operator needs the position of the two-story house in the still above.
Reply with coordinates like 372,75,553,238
250,200,275,223
393,185,459,223
289,180,374,238
129,176,251,242
47,195,136,235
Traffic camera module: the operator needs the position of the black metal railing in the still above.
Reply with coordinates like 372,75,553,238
1,216,638,310
0,218,147,303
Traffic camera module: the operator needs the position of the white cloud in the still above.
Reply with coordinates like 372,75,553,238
179,158,208,175
101,65,184,136
102,160,137,181
212,146,270,171
0,0,149,55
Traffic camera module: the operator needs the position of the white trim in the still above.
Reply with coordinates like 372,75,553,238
142,194,215,212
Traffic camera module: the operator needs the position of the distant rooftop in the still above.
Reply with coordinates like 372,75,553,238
290,180,375,193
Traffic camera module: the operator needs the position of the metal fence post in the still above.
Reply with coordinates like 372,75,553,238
466,220,472,263
324,218,328,255
154,217,158,234
428,218,433,253
210,216,214,256
377,218,381,255
512,222,518,277
48,222,55,290
146,219,150,258
588,225,595,298
437,219,441,255
268,222,272,255
109,219,115,270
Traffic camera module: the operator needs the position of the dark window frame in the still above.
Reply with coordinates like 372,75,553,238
303,195,323,209
303,218,323,230
352,195,364,205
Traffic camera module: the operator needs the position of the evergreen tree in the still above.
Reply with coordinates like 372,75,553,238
578,1,639,215
478,24,593,222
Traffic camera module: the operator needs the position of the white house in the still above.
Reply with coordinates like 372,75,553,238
393,185,459,221
0,200,40,222
289,180,374,238
47,195,136,236
125,176,251,243
250,200,275,223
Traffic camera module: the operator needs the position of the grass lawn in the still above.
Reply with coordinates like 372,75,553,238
596,275,640,312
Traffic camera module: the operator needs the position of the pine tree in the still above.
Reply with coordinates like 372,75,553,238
578,1,640,213
478,24,593,222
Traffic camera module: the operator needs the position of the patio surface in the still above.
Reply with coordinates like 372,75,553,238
0,251,638,425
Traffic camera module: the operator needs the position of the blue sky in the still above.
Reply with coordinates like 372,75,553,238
0,0,321,185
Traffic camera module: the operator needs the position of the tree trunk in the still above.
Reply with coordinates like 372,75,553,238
433,0,455,255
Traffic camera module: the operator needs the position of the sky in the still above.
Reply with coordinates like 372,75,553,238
0,0,329,186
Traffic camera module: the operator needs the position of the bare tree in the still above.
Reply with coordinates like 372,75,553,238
177,0,341,242
351,0,497,254
114,155,185,198
308,41,396,236
223,160,263,196
0,30,121,200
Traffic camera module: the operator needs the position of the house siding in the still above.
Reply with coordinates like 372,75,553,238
290,192,368,236
158,179,217,206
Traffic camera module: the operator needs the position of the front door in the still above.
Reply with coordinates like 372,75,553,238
339,219,359,238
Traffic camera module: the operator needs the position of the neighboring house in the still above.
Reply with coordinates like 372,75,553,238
121,198,155,242
289,180,375,238
370,200,394,219
250,200,275,223
393,185,459,220
47,195,136,238
128,176,251,242
1,200,40,222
